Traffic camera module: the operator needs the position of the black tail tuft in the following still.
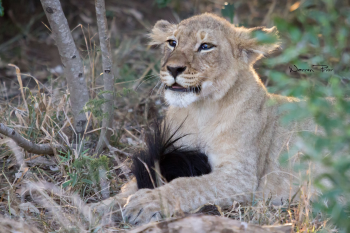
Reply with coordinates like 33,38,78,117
131,118,212,189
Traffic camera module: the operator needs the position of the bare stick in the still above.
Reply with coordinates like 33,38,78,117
8,64,28,113
0,123,65,154
40,0,90,136
99,168,110,200
95,0,116,153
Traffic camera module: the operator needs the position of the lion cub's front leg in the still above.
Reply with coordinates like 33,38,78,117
123,162,258,225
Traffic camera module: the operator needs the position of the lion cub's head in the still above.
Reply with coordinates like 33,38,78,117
150,13,279,108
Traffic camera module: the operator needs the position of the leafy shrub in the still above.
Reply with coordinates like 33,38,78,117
60,149,110,196
255,0,350,232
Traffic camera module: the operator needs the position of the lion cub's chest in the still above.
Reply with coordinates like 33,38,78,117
170,105,225,157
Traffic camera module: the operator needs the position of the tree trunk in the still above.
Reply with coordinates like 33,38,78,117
95,0,115,153
40,0,90,138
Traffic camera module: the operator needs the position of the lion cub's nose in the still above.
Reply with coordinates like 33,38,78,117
167,66,186,78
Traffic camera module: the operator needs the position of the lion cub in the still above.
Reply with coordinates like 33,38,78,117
92,13,315,225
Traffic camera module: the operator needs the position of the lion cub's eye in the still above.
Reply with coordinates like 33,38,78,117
167,40,177,48
198,43,215,51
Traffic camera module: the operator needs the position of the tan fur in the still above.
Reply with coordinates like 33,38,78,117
92,13,318,225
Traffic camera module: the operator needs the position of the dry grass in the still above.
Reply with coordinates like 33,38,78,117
0,0,337,232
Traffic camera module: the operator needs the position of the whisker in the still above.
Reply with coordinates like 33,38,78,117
161,83,166,94
157,83,165,96
135,75,158,90
151,80,161,95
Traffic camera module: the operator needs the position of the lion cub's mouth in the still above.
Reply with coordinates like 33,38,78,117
165,83,201,93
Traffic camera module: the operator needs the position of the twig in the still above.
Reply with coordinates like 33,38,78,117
262,0,277,26
95,0,116,153
26,156,57,166
8,64,28,113
102,136,131,157
124,128,143,144
0,123,65,154
132,63,155,90
102,137,131,181
107,145,131,157
99,168,110,200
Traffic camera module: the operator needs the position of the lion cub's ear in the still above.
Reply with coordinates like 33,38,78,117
233,26,280,64
149,20,176,47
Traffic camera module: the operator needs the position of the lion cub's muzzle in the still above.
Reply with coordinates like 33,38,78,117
165,65,202,94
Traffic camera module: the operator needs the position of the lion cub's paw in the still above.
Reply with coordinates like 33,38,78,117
88,195,127,221
123,189,171,225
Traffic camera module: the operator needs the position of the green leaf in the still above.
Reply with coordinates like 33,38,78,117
221,3,235,24
155,0,172,8
62,180,72,189
123,87,132,96
288,26,302,42
82,179,94,185
0,0,4,17
82,154,94,161
274,17,289,32
71,173,78,186
253,30,278,44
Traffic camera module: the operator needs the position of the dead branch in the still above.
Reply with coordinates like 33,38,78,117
95,0,116,153
25,156,57,167
99,168,110,200
0,123,64,154
40,0,90,136
130,215,292,233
